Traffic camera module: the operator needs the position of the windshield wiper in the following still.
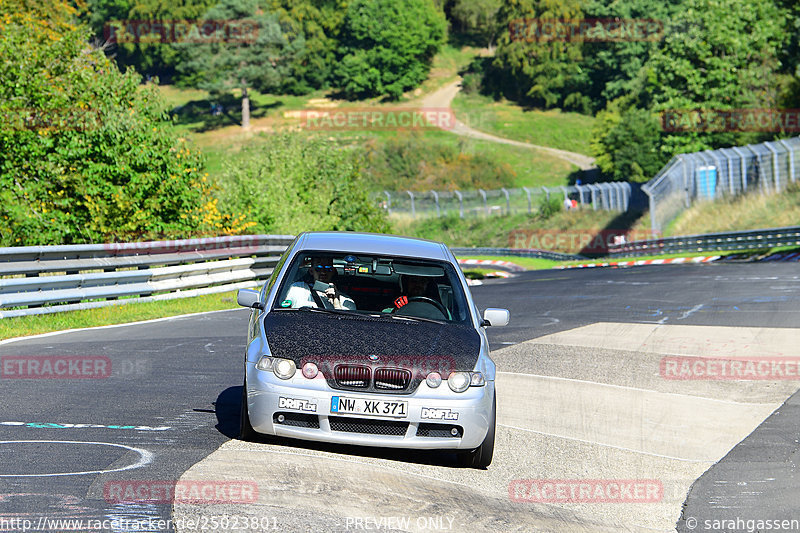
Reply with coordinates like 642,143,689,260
385,314,446,325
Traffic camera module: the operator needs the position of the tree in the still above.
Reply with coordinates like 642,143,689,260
490,0,588,111
174,0,304,128
0,0,247,245
86,0,217,80
577,0,684,113
218,134,390,234
643,0,789,154
591,102,666,182
267,0,348,94
449,0,501,48
333,0,447,100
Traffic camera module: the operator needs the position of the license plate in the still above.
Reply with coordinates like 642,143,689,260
330,396,408,418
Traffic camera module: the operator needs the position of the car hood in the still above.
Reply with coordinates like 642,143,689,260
262,311,481,374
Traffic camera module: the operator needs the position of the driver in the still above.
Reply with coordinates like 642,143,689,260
393,274,431,308
285,256,356,310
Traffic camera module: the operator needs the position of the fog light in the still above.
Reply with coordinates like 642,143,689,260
448,372,470,393
470,372,485,387
277,414,285,423
274,358,296,380
302,362,318,379
450,427,459,436
426,372,442,388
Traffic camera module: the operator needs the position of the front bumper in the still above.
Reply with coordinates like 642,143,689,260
245,363,493,450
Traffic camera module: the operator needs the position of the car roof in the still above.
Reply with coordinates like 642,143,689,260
295,232,450,261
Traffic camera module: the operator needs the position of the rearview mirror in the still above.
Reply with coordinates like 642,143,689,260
482,308,510,327
237,289,264,310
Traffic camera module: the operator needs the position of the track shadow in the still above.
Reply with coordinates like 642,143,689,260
577,209,647,258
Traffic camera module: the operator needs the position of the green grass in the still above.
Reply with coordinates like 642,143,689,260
451,91,596,156
457,255,563,270
0,291,241,341
398,208,635,251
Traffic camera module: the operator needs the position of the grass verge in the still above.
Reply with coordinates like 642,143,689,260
0,291,241,341
451,91,596,156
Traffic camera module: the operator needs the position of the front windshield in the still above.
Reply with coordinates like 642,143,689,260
272,251,471,324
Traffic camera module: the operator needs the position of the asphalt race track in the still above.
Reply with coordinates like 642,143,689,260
1,262,798,533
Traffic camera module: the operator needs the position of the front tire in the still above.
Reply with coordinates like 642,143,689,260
239,380,256,441
459,393,495,469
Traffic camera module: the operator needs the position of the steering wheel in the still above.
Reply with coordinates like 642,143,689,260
392,296,448,318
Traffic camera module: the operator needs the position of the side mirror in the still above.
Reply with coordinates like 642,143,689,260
237,289,264,310
482,308,509,327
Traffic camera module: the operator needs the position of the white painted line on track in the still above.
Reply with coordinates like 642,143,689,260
496,371,777,406
0,440,152,477
498,424,715,463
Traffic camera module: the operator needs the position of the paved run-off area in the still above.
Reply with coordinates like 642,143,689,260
174,322,800,532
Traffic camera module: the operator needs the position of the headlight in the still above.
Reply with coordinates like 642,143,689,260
273,358,296,380
302,362,318,379
256,356,273,371
426,372,442,388
448,371,471,393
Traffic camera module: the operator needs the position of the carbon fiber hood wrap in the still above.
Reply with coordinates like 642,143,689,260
262,311,481,390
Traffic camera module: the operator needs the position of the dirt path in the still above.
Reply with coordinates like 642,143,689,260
420,79,597,170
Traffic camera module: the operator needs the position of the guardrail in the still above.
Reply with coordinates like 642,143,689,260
607,226,800,257
450,247,585,262
0,235,295,318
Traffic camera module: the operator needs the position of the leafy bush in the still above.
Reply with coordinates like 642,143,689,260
591,103,666,182
333,0,446,100
217,134,390,234
360,133,516,191
0,1,247,246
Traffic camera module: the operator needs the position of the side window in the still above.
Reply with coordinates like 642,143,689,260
263,245,293,301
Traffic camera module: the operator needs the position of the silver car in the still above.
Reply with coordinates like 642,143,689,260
236,232,509,468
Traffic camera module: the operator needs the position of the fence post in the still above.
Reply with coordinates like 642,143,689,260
501,187,510,215
745,146,766,195
588,184,598,210
383,190,392,215
765,141,781,192
522,187,532,213
725,152,734,195
542,186,550,202
478,188,488,216
732,146,747,192
430,190,440,217
454,190,464,218
679,154,691,208
644,186,658,236
575,184,586,206
779,139,796,183
407,190,415,218
622,182,631,211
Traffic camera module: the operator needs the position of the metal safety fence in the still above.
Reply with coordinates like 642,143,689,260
0,235,295,318
377,183,632,218
643,137,800,233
